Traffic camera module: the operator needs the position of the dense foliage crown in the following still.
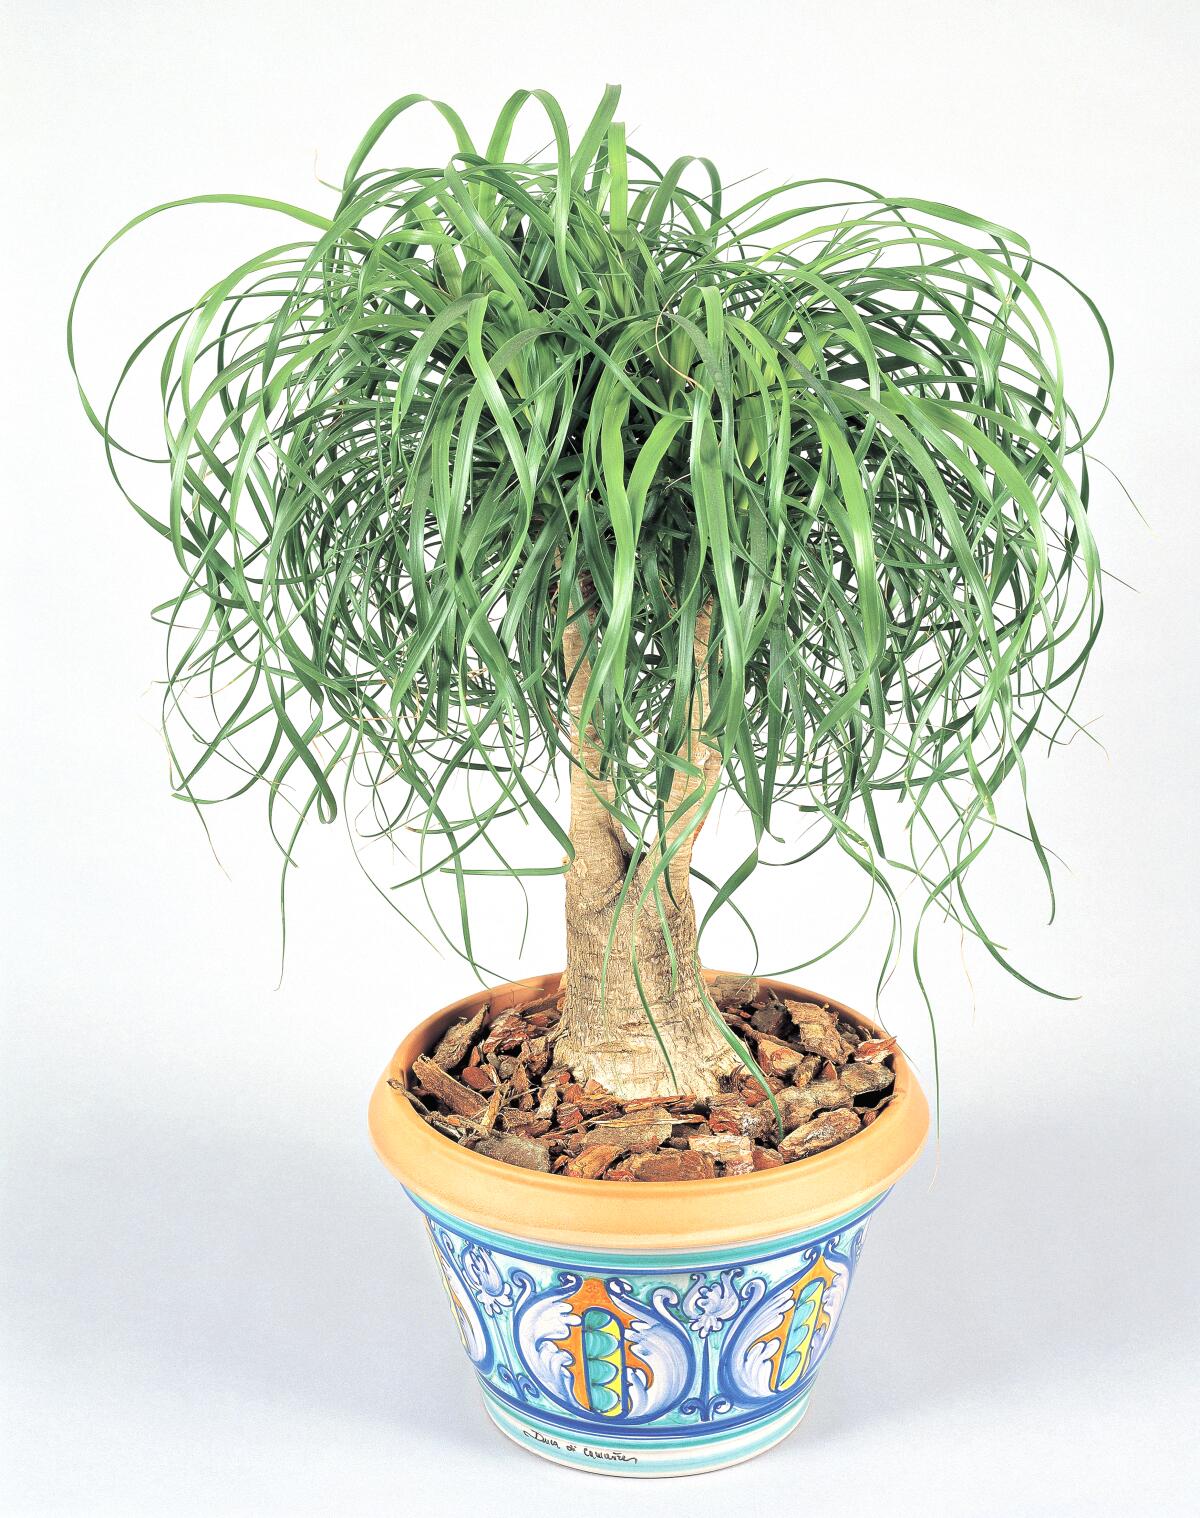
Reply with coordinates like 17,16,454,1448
70,85,1108,993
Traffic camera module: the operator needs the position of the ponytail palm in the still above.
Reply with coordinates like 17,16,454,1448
70,86,1107,1100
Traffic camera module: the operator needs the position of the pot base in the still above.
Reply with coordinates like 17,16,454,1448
481,1384,811,1478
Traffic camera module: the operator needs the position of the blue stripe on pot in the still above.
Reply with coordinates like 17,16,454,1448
480,1384,813,1476
405,1188,888,1268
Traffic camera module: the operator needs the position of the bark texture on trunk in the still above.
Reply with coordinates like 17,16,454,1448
553,595,742,1101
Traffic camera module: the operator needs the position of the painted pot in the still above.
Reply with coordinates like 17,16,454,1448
369,971,928,1477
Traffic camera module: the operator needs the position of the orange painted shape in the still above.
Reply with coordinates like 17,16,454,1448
560,1279,652,1415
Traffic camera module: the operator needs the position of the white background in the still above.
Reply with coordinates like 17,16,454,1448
2,1,1197,1512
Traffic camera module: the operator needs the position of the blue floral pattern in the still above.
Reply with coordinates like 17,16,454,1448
410,1189,880,1461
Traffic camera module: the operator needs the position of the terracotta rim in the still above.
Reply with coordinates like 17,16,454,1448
368,969,929,1252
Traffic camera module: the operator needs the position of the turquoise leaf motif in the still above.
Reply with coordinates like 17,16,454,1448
581,1307,625,1415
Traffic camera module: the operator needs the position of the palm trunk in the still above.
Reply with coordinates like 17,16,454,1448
553,595,742,1101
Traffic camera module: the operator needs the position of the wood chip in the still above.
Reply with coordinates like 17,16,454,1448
708,1093,775,1142
515,992,560,1018
428,1114,467,1141
688,1131,754,1175
481,1012,527,1057
500,1106,549,1135
840,1062,895,1097
524,1036,551,1078
563,1144,624,1179
668,1114,709,1135
477,1088,503,1135
625,1149,717,1182
474,1132,552,1172
751,1144,785,1170
584,1108,673,1153
854,1035,900,1064
429,1007,486,1071
555,1102,584,1132
749,1003,788,1037
777,1079,853,1132
460,1065,495,1093
562,1079,619,1117
779,1108,862,1161
707,972,759,1006
411,1055,487,1118
783,1000,853,1062
751,1032,810,1079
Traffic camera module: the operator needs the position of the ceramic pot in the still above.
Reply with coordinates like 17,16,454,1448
369,971,927,1477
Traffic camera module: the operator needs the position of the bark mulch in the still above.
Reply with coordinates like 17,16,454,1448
394,980,899,1181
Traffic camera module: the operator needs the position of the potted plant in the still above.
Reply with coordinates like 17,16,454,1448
70,86,1108,1475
